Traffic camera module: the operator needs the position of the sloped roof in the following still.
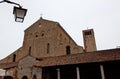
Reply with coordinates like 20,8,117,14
0,55,36,69
34,48,120,67
1,48,120,69
0,62,18,69
24,18,80,46
25,18,58,32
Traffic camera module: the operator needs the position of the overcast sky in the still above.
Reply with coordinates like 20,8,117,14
0,0,120,59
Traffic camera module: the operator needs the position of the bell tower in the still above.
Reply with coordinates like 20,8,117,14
83,29,97,52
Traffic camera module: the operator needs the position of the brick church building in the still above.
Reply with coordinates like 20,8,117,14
0,17,120,79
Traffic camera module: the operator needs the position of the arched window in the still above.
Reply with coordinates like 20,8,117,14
35,32,39,37
47,43,50,54
29,46,32,55
41,31,45,37
13,54,16,62
66,46,71,55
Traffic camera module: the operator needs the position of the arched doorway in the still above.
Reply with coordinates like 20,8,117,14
22,76,28,79
33,75,37,79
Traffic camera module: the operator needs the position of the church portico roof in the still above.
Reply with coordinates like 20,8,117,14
0,62,18,69
34,48,120,67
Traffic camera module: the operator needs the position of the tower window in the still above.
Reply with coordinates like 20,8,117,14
29,46,31,55
84,31,92,35
13,54,16,62
66,46,71,55
47,43,50,54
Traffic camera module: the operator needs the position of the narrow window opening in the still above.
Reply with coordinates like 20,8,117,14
41,33,44,37
13,54,16,62
41,31,45,37
29,46,31,55
47,43,50,54
36,35,38,37
84,31,92,35
35,32,39,37
66,46,71,55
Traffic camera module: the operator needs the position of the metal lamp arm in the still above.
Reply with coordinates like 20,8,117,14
0,0,21,8
0,0,5,3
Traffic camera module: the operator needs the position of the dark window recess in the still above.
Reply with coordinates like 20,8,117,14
22,76,28,79
84,31,92,35
13,54,16,62
47,43,50,54
66,46,71,55
29,46,31,55
36,35,38,37
36,58,43,61
35,32,39,37
41,33,44,36
33,75,37,79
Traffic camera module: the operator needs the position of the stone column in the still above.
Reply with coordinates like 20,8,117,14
56,68,60,79
100,65,105,79
35,68,42,79
76,67,80,79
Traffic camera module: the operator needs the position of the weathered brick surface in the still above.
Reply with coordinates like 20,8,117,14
83,29,97,52
0,18,83,79
0,62,17,69
0,18,83,64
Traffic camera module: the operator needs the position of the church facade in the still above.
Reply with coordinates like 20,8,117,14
0,18,120,79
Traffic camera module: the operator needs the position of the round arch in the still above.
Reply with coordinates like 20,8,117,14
22,76,28,79
33,75,37,79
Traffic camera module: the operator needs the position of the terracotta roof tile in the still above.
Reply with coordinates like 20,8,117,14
34,48,120,67
0,62,18,69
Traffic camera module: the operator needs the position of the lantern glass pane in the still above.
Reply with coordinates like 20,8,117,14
15,18,23,22
16,9,26,18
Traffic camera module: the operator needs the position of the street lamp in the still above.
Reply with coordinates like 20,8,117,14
13,6,27,22
0,0,27,22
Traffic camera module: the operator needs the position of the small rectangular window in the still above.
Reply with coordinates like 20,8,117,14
47,43,50,54
13,54,16,62
84,31,92,35
29,46,31,55
66,46,71,55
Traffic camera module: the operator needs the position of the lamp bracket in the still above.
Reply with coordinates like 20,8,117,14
0,0,21,8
